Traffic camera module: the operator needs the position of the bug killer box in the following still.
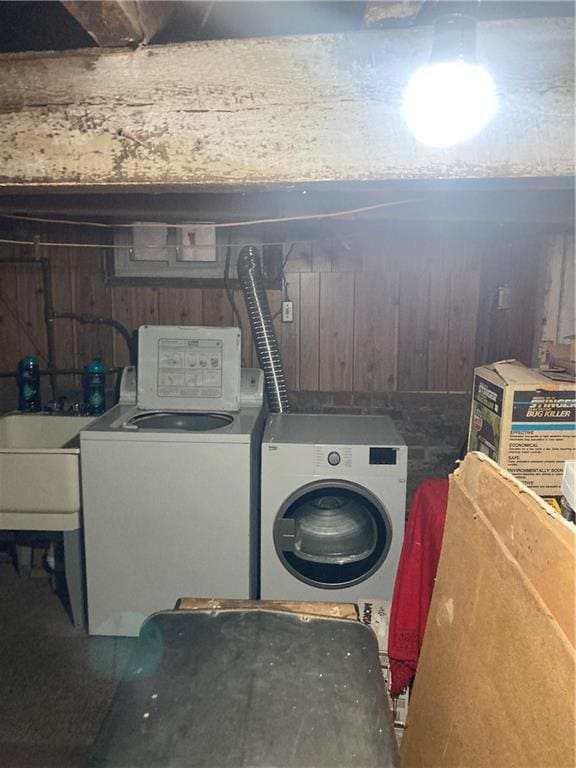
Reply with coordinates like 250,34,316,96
468,360,576,496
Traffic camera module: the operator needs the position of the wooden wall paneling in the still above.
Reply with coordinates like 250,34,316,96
474,227,501,367
329,234,362,273
502,233,542,365
157,287,203,327
299,272,320,391
15,246,47,363
0,244,25,402
109,284,135,368
397,229,430,391
446,225,482,391
353,235,399,391
475,226,541,368
319,272,355,391
131,287,159,329
279,277,300,390
48,227,78,383
312,240,333,273
283,241,313,273
202,288,234,327
530,232,571,366
72,230,114,367
426,224,451,391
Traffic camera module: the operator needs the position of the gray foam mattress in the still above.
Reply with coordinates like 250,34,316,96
87,609,399,768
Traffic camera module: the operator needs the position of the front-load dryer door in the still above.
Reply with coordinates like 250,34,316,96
273,480,392,589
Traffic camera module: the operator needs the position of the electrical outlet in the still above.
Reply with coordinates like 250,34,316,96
281,301,294,323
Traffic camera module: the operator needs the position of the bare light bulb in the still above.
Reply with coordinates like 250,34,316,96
404,15,497,148
404,60,497,148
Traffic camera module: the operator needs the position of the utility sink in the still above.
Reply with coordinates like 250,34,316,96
0,413,95,531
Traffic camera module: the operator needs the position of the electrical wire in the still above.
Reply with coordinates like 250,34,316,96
277,242,294,282
0,235,351,254
270,243,295,321
0,198,419,232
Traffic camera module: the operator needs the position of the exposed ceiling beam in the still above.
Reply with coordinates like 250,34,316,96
0,18,573,190
61,1,177,47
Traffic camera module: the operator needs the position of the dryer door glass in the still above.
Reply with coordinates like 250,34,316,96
293,493,377,564
274,482,392,589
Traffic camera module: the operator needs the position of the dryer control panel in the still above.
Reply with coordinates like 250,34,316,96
314,446,353,471
313,445,400,473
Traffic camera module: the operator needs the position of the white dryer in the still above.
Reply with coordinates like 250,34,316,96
81,325,264,636
260,414,407,602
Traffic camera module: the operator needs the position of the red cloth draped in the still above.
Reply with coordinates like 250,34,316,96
388,479,449,697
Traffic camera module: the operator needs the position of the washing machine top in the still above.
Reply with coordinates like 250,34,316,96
80,403,262,444
81,369,264,443
263,413,406,448
137,325,242,412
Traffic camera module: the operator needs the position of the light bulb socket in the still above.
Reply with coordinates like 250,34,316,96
430,14,477,65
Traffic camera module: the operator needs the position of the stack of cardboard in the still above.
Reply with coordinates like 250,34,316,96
401,453,575,767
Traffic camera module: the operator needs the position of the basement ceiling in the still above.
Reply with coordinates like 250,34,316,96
0,1,573,53
0,1,572,223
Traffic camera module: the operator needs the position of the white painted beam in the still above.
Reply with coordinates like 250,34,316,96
0,18,573,190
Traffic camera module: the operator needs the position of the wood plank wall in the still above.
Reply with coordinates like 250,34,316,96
0,221,563,402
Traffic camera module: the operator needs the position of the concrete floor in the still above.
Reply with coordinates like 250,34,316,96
0,559,136,768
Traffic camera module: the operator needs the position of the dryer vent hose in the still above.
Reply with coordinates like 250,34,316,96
237,245,290,413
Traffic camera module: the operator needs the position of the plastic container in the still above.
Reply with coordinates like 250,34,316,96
83,359,107,416
17,356,41,412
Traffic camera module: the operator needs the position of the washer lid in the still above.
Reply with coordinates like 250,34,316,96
137,325,242,412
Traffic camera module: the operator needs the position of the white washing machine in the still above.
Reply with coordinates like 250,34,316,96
81,325,265,636
261,414,407,602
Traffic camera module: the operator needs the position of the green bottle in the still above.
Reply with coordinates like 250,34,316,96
83,359,107,415
17,356,41,412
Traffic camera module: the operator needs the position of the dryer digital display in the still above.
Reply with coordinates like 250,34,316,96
369,447,397,465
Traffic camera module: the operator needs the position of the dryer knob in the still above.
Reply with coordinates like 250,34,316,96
327,451,341,466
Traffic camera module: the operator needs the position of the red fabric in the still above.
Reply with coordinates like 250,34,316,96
388,479,449,697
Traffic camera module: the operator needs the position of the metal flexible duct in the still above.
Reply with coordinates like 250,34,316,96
237,245,290,413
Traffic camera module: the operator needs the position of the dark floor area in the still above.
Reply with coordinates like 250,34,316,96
0,561,136,768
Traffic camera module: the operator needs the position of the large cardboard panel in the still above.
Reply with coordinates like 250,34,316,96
461,454,575,646
401,453,576,768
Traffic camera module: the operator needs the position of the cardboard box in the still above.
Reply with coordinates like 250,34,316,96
468,360,576,495
358,599,410,735
401,453,575,768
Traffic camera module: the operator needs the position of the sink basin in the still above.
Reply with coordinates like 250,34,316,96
0,413,95,530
